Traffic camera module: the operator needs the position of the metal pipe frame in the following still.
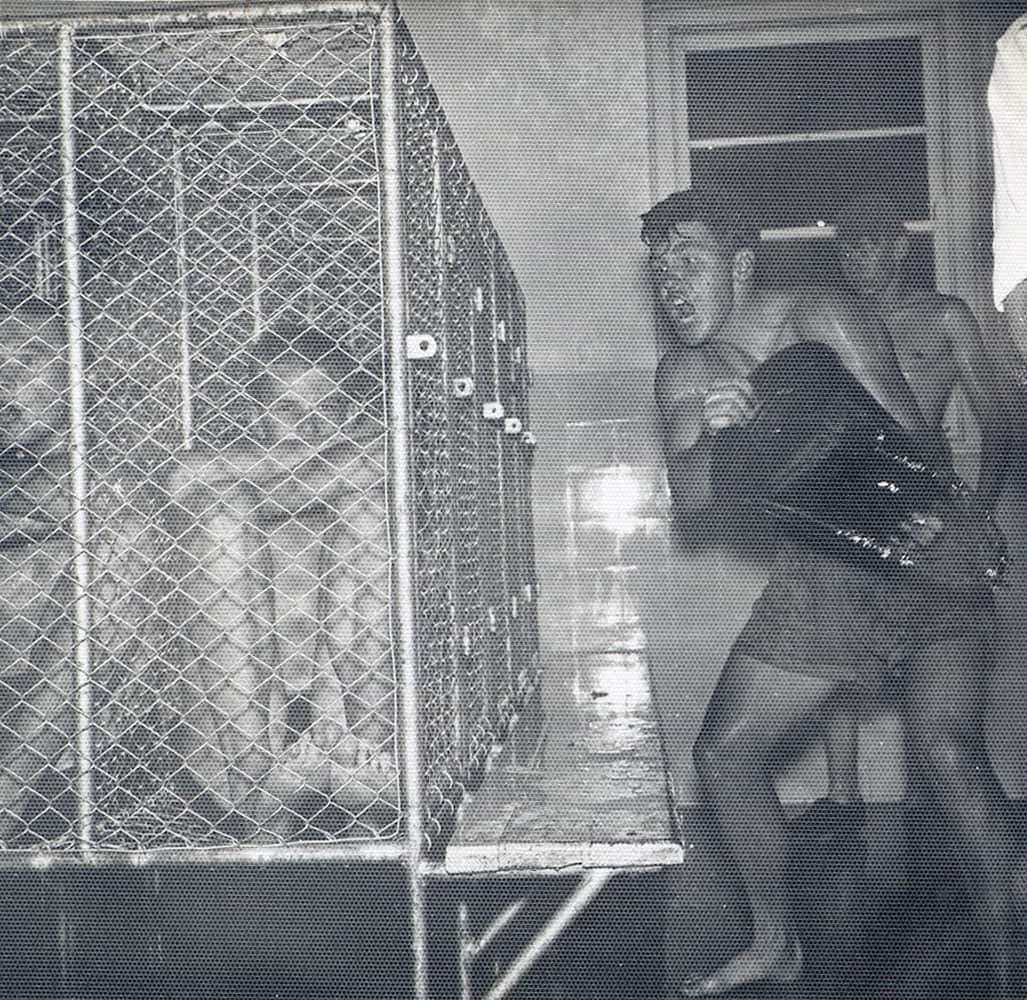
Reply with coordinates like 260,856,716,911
454,871,619,1000
479,870,616,1000
464,898,527,960
1,838,410,872
0,1,384,35
250,204,263,343
141,93,375,116
6,13,594,1000
171,137,194,450
377,5,431,1000
57,23,95,858
0,0,424,879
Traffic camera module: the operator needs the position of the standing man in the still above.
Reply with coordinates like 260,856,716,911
646,186,1014,996
797,194,1014,841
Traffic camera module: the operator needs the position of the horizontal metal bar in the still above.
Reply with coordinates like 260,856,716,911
672,15,936,48
0,1,385,35
482,870,615,1000
237,179,380,197
0,838,408,870
0,112,61,125
689,124,926,151
759,218,934,241
140,93,375,116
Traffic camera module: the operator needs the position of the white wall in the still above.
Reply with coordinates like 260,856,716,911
401,0,656,373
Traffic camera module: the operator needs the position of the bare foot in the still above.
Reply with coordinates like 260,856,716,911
678,934,802,997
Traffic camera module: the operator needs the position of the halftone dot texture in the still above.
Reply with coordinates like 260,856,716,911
0,3,539,865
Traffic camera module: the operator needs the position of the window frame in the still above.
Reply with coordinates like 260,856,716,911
645,3,954,290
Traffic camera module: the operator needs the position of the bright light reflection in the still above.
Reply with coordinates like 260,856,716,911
590,658,651,711
583,464,643,537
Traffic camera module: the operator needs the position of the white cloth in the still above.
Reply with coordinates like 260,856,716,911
990,12,1027,311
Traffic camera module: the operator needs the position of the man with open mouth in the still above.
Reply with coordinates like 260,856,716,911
644,186,1014,997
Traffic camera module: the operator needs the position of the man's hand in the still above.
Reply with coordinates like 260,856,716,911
702,379,760,432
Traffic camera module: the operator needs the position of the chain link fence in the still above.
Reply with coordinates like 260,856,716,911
395,18,539,853
0,3,537,861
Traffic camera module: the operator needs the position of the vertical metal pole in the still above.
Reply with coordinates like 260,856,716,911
34,217,45,299
250,204,262,341
58,24,94,854
379,7,430,1000
171,138,194,450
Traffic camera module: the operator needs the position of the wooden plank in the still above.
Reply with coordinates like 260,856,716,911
445,651,683,874
446,772,525,875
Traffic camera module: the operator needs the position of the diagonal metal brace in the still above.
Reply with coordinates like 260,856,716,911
458,868,615,1000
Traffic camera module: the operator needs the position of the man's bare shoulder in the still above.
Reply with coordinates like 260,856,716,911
892,290,979,342
789,286,885,340
753,286,862,338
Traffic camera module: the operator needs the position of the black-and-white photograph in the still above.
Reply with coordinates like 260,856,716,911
0,1,1024,997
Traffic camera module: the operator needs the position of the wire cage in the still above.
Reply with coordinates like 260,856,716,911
0,1,539,866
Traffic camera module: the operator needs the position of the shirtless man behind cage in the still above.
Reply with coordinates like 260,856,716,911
166,328,396,841
0,300,76,846
646,187,1014,996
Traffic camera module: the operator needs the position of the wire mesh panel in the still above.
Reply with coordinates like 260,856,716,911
0,8,405,855
394,36,458,852
438,130,500,787
0,30,81,852
492,250,540,706
396,22,537,852
0,4,537,862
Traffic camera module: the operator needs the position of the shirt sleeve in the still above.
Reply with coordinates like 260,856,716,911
989,14,1027,312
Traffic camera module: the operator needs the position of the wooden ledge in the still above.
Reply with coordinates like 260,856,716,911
444,651,683,876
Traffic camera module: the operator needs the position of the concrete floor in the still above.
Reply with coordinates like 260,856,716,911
0,802,1016,999
518,800,1015,1000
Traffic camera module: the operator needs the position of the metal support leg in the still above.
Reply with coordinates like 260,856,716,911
378,5,429,1000
459,898,529,1000
458,869,615,1000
